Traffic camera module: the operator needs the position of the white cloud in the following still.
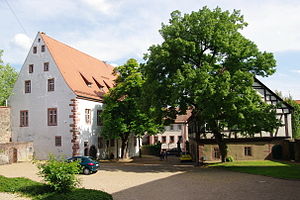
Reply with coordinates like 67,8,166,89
11,33,32,50
80,0,119,15
292,70,300,74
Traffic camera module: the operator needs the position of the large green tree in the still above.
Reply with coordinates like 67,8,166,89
0,50,18,106
101,59,162,158
142,7,281,162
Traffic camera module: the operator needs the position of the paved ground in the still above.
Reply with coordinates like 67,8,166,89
1,156,300,200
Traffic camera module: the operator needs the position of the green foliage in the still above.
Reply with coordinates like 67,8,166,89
37,156,80,192
0,50,18,106
101,59,163,158
0,175,112,200
210,160,300,180
225,156,234,162
142,7,280,161
285,98,300,139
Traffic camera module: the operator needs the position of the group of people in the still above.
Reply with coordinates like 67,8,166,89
159,149,168,160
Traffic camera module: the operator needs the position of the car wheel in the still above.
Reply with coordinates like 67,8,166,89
83,168,90,175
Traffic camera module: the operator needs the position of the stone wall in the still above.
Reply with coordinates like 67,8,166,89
0,107,11,143
0,142,34,164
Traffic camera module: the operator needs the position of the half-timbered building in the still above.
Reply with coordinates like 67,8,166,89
188,77,293,161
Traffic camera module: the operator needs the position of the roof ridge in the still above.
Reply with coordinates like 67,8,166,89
40,33,113,69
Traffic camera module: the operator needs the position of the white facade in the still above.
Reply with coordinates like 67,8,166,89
9,34,75,159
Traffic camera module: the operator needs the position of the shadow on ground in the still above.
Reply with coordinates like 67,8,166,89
100,155,196,173
112,167,300,200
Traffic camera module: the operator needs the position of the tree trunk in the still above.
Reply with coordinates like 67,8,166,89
120,133,129,159
214,131,228,162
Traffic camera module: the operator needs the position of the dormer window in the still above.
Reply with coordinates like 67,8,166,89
41,45,45,52
79,72,92,87
29,64,33,73
92,77,104,91
33,46,37,54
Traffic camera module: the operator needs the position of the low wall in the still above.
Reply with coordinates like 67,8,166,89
0,142,34,164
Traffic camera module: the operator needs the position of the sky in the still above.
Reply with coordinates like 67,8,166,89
1,0,300,99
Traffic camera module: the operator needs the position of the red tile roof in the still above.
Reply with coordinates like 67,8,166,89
40,33,115,101
295,100,300,104
175,110,192,123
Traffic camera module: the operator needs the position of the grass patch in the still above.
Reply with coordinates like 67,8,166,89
209,160,300,180
0,175,112,200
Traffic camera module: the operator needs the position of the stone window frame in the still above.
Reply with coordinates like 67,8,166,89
97,110,102,126
48,78,55,92
169,136,175,143
48,108,57,126
29,64,34,73
244,146,252,156
162,136,166,143
33,46,37,54
55,136,62,147
25,80,31,93
41,45,45,52
44,62,49,71
20,110,28,127
85,109,91,124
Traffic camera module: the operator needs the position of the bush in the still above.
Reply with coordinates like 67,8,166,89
226,156,234,162
142,144,161,156
37,156,80,192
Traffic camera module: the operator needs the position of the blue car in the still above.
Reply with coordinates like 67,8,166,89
67,156,99,175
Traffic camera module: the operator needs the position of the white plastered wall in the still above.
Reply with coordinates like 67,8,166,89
9,33,76,159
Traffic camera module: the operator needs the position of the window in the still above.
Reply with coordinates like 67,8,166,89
162,136,166,143
170,125,174,131
110,139,115,147
85,109,91,124
33,46,37,54
170,136,174,143
48,78,54,91
97,110,102,126
178,124,182,130
41,45,45,52
55,136,62,146
244,147,252,156
38,38,41,42
20,110,28,127
48,108,57,126
213,147,220,159
154,136,158,144
25,80,31,93
44,62,49,71
29,64,33,73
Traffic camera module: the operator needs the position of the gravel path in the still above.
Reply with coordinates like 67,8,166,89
1,157,300,200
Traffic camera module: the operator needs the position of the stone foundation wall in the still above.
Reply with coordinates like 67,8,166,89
0,107,11,143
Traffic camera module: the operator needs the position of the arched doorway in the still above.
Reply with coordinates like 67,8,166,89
89,145,97,159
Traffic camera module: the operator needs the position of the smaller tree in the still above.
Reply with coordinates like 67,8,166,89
101,59,163,159
0,50,18,106
37,156,80,192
